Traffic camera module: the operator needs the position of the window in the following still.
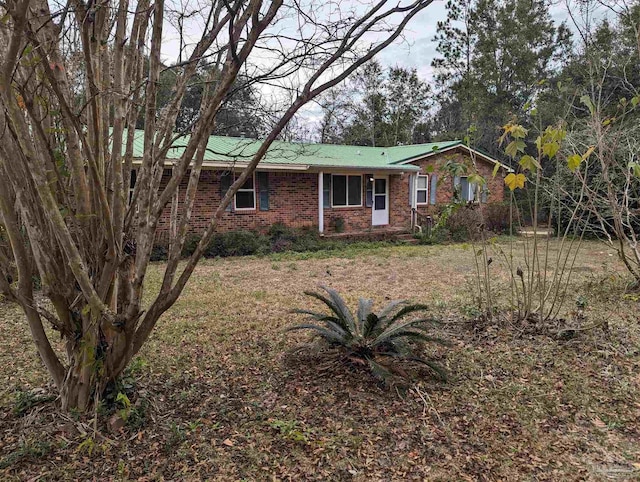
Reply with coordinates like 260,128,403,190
331,174,362,207
220,172,256,211
454,176,476,202
416,175,428,205
235,175,255,210
481,184,489,203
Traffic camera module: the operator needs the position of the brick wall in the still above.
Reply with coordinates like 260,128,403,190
157,170,319,234
155,148,505,236
387,149,506,231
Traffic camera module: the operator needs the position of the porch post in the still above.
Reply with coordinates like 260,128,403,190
318,171,324,234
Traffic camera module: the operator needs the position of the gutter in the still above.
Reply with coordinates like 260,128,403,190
131,158,420,173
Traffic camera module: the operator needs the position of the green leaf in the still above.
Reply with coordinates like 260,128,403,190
632,96,640,108
629,162,640,178
580,95,595,115
492,162,500,178
535,136,542,152
542,141,560,159
510,125,528,139
467,173,486,186
425,165,435,173
518,155,540,172
356,298,373,335
567,154,582,172
505,140,525,158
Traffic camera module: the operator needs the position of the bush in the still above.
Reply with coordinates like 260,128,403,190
150,244,168,261
414,228,449,245
181,235,201,258
287,286,448,384
444,206,483,241
484,203,511,234
330,216,345,233
267,222,297,241
436,203,511,242
154,224,390,260
205,230,270,257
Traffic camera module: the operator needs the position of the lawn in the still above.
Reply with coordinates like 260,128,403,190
1,240,639,481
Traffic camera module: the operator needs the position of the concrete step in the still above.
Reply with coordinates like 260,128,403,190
395,234,419,244
519,229,553,238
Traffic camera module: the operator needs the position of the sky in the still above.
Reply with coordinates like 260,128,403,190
158,0,614,136
293,0,613,132
345,0,606,85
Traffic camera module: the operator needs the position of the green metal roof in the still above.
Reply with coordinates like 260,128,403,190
130,130,465,171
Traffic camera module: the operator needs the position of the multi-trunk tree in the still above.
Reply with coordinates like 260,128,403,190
0,0,433,411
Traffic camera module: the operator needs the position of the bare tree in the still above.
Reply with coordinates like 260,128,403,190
0,0,433,411
561,0,640,284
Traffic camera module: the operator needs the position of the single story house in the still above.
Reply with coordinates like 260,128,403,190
131,133,511,235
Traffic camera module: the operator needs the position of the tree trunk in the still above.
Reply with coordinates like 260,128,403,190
59,308,133,411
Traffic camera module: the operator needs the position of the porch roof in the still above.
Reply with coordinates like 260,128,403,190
129,130,472,172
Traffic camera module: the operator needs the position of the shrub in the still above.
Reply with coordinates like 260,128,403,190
267,222,297,241
444,206,483,241
330,216,345,233
414,228,449,245
150,244,168,261
181,235,201,258
484,203,511,234
206,230,269,257
287,286,448,384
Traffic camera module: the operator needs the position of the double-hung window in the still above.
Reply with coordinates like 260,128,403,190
235,175,256,210
221,172,256,210
454,176,488,203
331,174,362,207
416,175,428,205
455,176,475,202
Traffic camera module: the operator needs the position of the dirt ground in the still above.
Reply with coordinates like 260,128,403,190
1,239,639,481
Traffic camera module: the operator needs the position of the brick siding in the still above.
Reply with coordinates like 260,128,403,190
155,147,506,236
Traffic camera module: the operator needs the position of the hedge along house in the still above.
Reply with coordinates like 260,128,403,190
130,132,511,236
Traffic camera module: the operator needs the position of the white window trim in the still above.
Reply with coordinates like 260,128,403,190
458,175,475,203
331,174,363,208
234,173,256,211
416,174,429,206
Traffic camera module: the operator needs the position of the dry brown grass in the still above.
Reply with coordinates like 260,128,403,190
1,239,639,481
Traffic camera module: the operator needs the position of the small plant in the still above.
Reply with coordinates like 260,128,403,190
287,286,448,383
115,392,131,421
269,419,311,443
331,216,345,233
0,438,51,469
12,389,55,417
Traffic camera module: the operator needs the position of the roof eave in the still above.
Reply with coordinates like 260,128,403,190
131,158,420,172
392,144,514,173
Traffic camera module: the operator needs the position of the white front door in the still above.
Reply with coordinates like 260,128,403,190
371,176,389,226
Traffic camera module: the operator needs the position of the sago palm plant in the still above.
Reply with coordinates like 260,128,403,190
287,286,448,383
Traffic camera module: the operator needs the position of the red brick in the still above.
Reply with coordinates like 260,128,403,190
155,147,505,236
